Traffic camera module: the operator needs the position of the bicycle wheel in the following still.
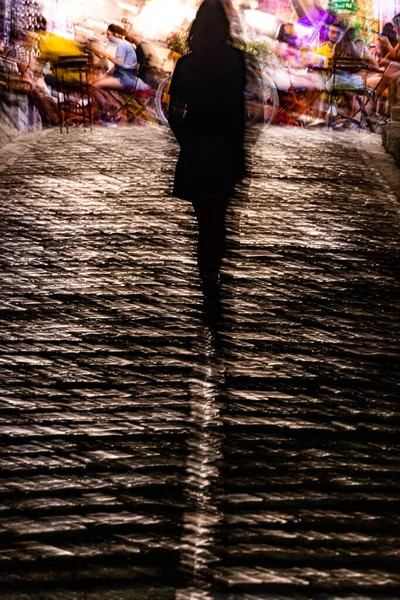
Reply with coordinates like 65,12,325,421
155,74,172,126
261,74,279,128
245,74,279,128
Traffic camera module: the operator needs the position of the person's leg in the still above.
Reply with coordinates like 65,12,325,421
192,196,229,286
192,196,229,322
317,91,329,119
93,88,120,119
93,77,124,121
92,87,107,114
374,64,400,117
375,62,400,97
93,76,124,90
29,79,59,125
29,88,59,125
366,73,382,89
388,80,398,109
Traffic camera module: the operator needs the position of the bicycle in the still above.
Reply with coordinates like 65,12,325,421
109,68,172,126
111,87,160,125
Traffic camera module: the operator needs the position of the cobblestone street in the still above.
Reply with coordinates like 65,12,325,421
0,125,399,600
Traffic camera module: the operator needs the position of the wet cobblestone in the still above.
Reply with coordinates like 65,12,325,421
0,126,399,599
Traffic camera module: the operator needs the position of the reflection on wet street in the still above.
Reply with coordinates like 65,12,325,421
0,126,399,599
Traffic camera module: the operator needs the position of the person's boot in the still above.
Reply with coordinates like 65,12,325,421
201,271,222,325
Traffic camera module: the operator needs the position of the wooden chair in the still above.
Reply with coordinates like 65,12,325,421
112,87,159,125
53,54,93,132
326,56,374,132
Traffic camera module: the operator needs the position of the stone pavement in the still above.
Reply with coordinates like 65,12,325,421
0,125,399,600
382,107,400,165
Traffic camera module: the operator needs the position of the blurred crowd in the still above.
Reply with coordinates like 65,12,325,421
0,17,163,127
0,8,399,128
272,16,400,121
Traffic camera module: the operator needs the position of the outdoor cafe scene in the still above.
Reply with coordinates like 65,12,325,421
1,0,400,132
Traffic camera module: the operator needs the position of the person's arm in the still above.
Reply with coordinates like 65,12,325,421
16,60,29,76
244,52,263,146
16,46,31,76
379,36,393,56
110,54,124,66
87,42,125,66
114,42,130,67
168,60,186,144
244,52,263,123
363,52,382,72
379,40,400,67
135,45,144,73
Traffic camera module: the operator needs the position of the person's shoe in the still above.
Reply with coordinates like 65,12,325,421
98,119,117,127
305,117,326,128
201,273,222,326
202,292,222,326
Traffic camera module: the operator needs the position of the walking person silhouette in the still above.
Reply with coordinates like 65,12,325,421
168,0,259,322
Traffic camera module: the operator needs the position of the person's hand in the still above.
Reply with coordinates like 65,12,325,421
379,36,392,53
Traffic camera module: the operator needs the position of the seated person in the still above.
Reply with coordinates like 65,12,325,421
92,24,149,124
355,37,370,58
6,29,31,77
369,37,388,62
374,13,400,113
83,37,109,82
313,22,342,64
274,23,325,92
34,18,88,89
123,27,161,89
325,27,381,122
7,27,60,126
37,22,82,65
275,23,299,67
365,39,387,90
326,27,379,92
353,36,383,90
381,21,398,47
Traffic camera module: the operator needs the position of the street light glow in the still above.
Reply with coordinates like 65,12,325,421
134,0,197,39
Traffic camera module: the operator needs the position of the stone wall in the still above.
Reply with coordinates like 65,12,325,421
382,107,400,164
0,89,41,148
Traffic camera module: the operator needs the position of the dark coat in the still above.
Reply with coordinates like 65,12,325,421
168,44,247,202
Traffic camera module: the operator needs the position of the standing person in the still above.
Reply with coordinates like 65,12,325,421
168,0,255,319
